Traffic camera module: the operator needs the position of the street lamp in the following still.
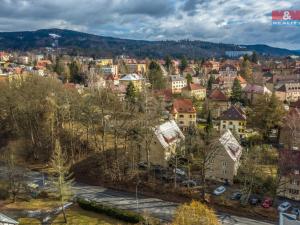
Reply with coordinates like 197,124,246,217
136,180,141,211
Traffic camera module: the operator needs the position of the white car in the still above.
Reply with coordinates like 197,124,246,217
278,201,292,212
213,186,226,195
174,168,186,176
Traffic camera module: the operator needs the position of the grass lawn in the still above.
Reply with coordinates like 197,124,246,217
18,205,127,225
2,198,60,211
2,199,127,225
53,205,128,225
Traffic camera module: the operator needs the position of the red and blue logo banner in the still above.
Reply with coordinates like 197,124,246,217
272,10,300,26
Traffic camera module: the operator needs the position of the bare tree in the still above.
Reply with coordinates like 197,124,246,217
2,145,25,202
50,139,73,223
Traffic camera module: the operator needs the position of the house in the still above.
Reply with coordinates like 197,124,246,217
206,130,243,184
96,58,113,66
171,99,196,131
0,52,10,62
0,213,19,225
105,74,120,86
181,83,206,100
202,60,220,74
141,120,185,167
279,108,300,150
242,84,272,103
220,105,247,139
169,75,187,94
277,148,300,201
207,89,230,118
276,82,300,103
219,64,238,77
100,65,119,76
126,63,147,75
119,73,143,91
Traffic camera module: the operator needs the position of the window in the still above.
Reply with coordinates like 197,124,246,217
223,125,226,129
229,121,233,125
289,189,300,195
222,161,227,166
222,169,227,175
179,114,184,118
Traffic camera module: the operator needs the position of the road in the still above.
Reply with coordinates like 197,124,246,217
0,166,275,224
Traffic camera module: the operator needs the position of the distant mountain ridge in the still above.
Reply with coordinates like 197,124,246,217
0,28,298,58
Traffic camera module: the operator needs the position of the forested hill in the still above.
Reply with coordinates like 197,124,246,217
0,28,298,58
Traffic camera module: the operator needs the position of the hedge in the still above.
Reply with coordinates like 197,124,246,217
77,197,144,223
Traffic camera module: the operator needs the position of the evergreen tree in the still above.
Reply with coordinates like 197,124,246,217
179,56,188,74
69,61,82,84
240,59,252,81
125,81,137,103
205,110,213,134
207,75,215,92
231,78,242,103
164,55,172,73
147,61,166,90
186,73,192,84
251,52,258,64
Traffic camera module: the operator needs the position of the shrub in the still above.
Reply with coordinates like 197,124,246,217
77,198,144,224
37,190,49,199
0,187,9,200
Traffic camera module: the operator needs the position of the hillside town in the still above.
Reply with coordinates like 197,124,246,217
1,48,300,225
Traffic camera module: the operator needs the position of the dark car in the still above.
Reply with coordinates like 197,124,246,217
249,195,261,205
230,192,242,200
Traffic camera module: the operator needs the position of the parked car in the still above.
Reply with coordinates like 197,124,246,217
138,162,148,170
261,198,273,208
278,201,292,212
291,207,300,216
213,186,226,195
182,180,197,187
230,192,242,200
173,168,186,176
249,195,261,205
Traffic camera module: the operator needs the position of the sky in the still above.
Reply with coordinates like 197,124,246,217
0,0,300,49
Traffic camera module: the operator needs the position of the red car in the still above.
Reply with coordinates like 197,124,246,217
262,198,273,208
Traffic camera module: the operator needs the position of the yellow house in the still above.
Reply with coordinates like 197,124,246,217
119,73,143,91
182,83,206,100
126,63,147,74
220,105,246,139
171,98,196,131
97,58,113,66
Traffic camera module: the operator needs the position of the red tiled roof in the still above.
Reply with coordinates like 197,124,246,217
208,89,228,101
182,83,205,91
236,75,247,84
153,89,172,102
172,98,196,114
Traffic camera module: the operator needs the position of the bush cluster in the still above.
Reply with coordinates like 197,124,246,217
77,198,144,223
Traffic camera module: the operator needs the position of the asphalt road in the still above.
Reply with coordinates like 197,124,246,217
0,166,276,224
